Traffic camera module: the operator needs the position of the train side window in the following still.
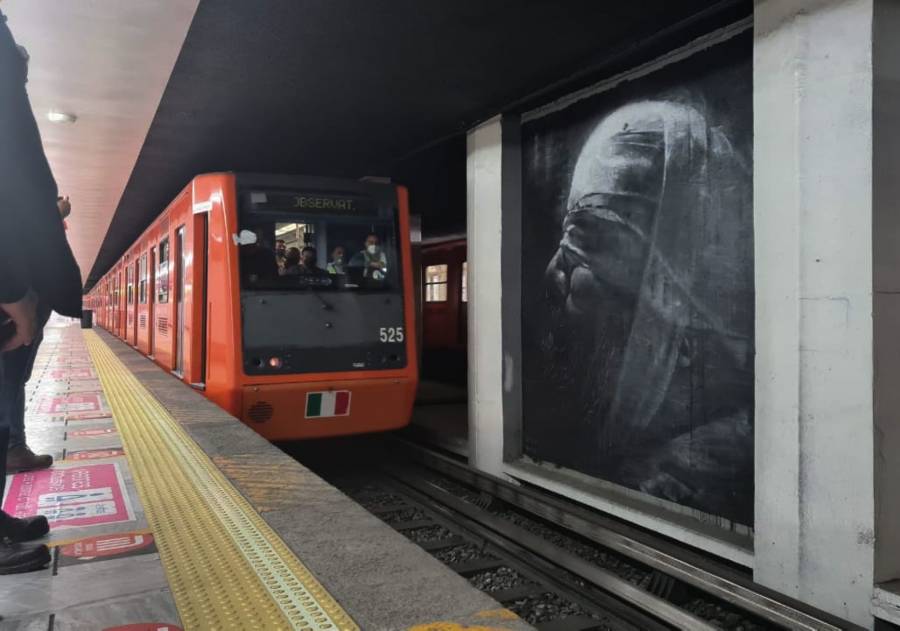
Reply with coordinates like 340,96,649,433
126,265,134,304
425,264,448,302
461,261,468,303
157,238,170,303
139,254,148,304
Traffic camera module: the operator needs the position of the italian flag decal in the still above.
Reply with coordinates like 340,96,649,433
305,390,351,419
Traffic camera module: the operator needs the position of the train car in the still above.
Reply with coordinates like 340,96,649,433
420,236,467,384
88,173,418,441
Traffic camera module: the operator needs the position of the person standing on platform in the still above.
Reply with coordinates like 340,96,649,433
0,10,82,474
0,7,69,575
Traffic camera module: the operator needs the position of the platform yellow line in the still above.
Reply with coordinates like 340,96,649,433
84,331,358,631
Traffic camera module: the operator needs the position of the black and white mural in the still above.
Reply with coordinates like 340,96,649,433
521,33,754,526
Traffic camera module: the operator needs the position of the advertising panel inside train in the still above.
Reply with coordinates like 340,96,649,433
520,33,754,526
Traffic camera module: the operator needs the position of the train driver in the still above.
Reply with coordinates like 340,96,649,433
349,234,387,280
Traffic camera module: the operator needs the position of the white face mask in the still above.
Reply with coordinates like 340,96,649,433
366,244,380,255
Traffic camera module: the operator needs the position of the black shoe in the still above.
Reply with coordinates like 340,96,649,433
6,444,53,473
0,543,50,575
0,512,49,543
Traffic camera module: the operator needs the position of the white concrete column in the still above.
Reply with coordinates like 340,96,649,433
466,117,505,476
754,0,876,626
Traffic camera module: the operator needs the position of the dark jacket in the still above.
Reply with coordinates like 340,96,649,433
0,12,82,317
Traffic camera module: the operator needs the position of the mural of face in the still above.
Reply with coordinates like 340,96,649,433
537,99,754,521
545,105,668,317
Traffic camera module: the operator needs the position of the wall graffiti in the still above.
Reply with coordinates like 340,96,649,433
521,34,754,525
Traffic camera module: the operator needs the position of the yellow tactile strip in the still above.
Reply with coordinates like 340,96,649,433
84,331,358,631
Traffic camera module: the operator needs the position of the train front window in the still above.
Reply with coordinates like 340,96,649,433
238,219,398,292
238,189,407,375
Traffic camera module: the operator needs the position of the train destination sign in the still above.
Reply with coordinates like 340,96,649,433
245,190,379,214
293,195,354,210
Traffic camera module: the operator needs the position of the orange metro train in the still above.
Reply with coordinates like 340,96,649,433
85,173,419,441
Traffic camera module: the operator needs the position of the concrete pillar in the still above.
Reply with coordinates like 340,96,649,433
466,117,505,476
753,0,900,626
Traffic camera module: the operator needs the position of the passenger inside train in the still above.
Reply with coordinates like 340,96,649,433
238,228,279,283
327,245,346,274
349,233,389,281
281,247,302,275
298,247,328,276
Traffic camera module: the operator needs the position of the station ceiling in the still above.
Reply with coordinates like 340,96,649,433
5,0,749,290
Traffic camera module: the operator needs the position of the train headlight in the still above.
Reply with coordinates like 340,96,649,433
268,357,283,369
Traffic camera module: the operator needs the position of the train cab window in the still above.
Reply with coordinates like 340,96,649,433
425,264,448,302
139,254,148,303
157,238,170,303
461,261,468,303
237,188,407,375
237,198,400,292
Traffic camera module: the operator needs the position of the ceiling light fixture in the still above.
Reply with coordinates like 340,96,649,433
47,110,77,124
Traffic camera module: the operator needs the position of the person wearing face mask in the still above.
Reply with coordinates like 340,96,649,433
326,245,346,275
350,234,387,280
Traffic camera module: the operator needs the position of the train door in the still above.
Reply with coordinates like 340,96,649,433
175,226,186,375
128,261,138,346
148,246,156,356
115,269,122,336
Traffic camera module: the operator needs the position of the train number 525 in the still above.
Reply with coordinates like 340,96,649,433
379,327,404,343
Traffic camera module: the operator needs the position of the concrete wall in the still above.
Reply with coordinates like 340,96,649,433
754,0,875,625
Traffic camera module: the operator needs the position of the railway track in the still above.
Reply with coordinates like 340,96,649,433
296,437,859,630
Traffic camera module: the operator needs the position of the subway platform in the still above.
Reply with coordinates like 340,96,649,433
0,317,532,631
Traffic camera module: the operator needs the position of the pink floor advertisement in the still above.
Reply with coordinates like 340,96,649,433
2,463,134,529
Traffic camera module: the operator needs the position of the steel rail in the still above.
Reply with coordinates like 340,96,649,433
380,479,665,631
392,438,859,631
386,467,714,630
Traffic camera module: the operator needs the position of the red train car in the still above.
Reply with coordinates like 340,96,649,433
420,236,467,384
88,173,419,441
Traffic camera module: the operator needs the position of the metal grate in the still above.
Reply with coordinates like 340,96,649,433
140,314,147,329
157,317,168,334
248,401,274,423
84,331,357,630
